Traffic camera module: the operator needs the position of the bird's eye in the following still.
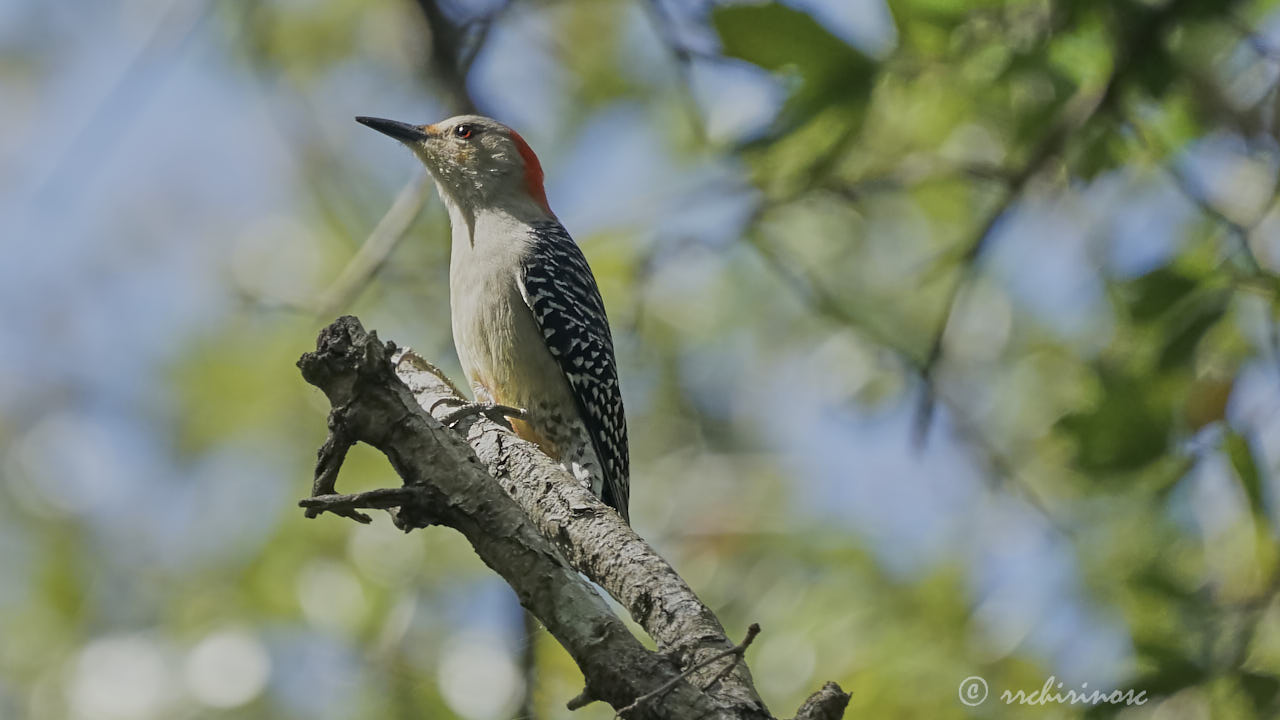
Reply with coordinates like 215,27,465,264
453,124,475,139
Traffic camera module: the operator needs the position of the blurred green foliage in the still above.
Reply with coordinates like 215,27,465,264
4,0,1280,719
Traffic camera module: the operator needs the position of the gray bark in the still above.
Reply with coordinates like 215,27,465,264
297,316,849,720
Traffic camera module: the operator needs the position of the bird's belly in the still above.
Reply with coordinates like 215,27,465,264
448,267,602,493
451,276,573,437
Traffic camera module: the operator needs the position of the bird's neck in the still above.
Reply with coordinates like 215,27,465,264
436,182,556,249
445,203,553,302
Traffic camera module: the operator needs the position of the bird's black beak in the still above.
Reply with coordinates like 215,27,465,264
356,116,432,144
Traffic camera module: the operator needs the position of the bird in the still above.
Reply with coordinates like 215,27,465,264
355,114,630,523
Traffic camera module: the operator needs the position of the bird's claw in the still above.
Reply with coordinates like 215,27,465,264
439,402,527,429
429,396,469,415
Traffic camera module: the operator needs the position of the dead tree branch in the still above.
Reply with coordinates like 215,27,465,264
296,316,849,720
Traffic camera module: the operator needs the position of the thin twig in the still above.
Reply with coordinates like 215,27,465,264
913,0,1193,441
411,0,480,113
741,210,1072,535
641,0,708,143
31,0,214,204
1128,109,1280,381
313,170,434,318
612,624,760,718
911,71,1120,444
308,0,502,320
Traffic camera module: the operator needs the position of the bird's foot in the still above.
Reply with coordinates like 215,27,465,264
436,401,527,429
428,396,469,415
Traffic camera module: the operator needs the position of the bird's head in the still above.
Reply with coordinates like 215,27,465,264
356,114,550,217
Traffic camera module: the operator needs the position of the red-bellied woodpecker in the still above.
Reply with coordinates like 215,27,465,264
356,114,630,523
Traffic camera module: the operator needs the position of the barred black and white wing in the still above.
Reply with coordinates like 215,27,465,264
518,221,630,522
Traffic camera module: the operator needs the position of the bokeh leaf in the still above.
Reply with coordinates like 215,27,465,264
713,2,876,137
1124,267,1200,323
1057,367,1172,474
1240,671,1280,718
1157,290,1229,371
1226,431,1268,526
